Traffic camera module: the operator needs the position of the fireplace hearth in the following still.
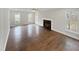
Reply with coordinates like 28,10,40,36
43,20,51,30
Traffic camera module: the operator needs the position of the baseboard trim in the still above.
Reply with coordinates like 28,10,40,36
52,28,79,40
4,28,10,51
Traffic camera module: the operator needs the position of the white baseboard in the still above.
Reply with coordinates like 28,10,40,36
4,28,10,51
52,28,79,40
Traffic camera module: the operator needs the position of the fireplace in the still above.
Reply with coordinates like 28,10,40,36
43,20,51,30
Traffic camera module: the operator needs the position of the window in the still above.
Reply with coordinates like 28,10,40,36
66,11,79,33
28,13,32,23
15,14,20,25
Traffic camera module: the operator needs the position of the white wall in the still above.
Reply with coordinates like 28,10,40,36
10,10,35,27
35,11,39,24
35,9,79,40
0,8,10,51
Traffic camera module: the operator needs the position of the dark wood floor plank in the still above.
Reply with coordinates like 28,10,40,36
6,24,79,51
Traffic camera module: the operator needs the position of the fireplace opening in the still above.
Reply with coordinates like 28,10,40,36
43,20,51,30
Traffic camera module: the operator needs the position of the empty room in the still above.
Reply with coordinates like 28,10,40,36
0,8,79,51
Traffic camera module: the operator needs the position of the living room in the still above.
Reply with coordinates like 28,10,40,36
0,8,79,51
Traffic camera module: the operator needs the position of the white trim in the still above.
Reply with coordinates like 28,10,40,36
52,28,79,40
4,28,10,51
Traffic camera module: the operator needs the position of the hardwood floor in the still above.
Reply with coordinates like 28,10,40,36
6,24,79,51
